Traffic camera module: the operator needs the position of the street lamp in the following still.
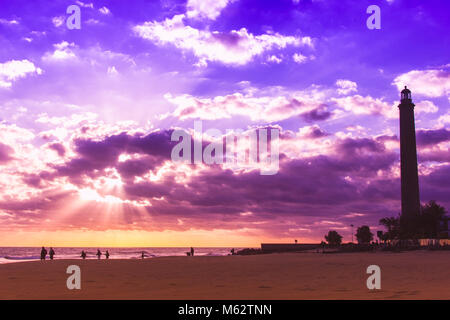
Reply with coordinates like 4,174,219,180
350,224,354,244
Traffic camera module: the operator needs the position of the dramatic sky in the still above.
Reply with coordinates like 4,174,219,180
0,0,449,246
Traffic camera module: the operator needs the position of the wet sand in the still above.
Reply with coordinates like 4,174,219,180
0,251,449,299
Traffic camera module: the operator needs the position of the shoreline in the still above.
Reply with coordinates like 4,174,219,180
1,251,449,299
0,246,247,264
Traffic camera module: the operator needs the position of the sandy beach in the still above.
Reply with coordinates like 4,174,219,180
0,251,449,300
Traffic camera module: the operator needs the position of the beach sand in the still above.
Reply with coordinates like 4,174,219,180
0,251,449,299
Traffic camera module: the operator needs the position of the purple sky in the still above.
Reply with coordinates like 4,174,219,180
0,0,449,246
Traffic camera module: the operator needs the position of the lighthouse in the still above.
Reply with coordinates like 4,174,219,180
398,86,420,219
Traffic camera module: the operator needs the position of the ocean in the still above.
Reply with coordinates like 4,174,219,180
0,247,246,264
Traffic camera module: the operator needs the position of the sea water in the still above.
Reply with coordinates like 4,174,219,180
0,247,246,264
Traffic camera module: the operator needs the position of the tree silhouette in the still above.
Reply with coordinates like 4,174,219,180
355,225,373,244
418,200,447,238
325,230,343,246
379,216,400,240
379,201,448,240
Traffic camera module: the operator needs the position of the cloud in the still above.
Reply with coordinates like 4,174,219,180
336,137,386,156
292,53,308,64
85,18,101,25
332,95,396,118
99,6,111,15
46,130,175,183
336,79,358,95
0,143,14,164
163,90,329,122
75,1,94,8
49,143,66,157
133,14,311,66
0,123,35,144
331,95,437,119
267,55,282,64
36,112,98,127
415,100,438,114
186,0,234,20
438,112,450,127
43,41,77,61
416,128,450,146
1,117,448,237
393,67,450,97
34,129,399,223
0,60,42,88
0,18,19,25
421,165,450,205
301,104,332,121
52,16,65,28
297,125,329,139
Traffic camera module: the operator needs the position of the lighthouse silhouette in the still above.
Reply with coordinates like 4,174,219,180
398,86,420,221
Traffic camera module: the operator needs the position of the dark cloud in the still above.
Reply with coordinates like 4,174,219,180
47,130,175,182
117,156,161,179
42,131,399,217
22,174,43,188
212,32,242,46
420,164,450,209
0,142,14,164
120,136,399,222
49,142,66,157
0,190,74,214
336,137,386,155
306,126,328,139
416,128,450,146
301,104,332,122
375,134,398,143
18,128,445,235
419,150,450,163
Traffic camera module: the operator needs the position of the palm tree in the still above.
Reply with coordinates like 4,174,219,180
379,216,400,240
419,200,447,238
379,201,448,240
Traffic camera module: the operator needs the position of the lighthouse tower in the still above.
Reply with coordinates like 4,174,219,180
398,86,420,219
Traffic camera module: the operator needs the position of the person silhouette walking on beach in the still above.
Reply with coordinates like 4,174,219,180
141,251,145,259
96,249,101,259
105,250,110,259
81,251,86,259
230,248,235,255
49,247,55,260
190,247,194,257
40,247,47,260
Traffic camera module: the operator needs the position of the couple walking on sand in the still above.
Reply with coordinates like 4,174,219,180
96,249,110,259
40,247,55,260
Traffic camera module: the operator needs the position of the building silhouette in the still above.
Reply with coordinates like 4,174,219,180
398,86,420,219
